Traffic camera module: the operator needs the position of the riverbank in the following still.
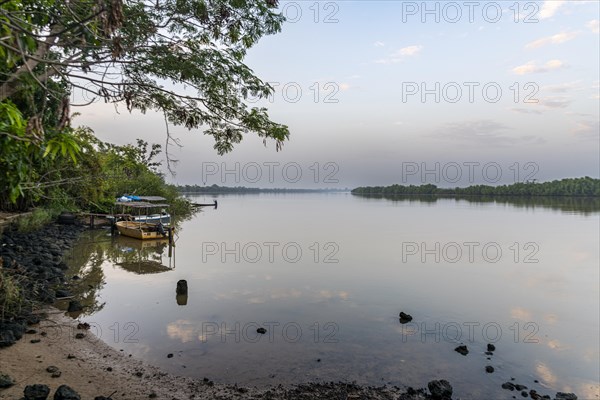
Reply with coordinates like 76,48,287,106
0,222,433,399
0,309,433,399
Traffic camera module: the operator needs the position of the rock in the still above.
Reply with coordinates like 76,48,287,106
77,322,90,330
485,366,494,373
454,345,469,356
94,397,111,400
428,379,453,399
502,382,516,391
516,384,528,391
46,366,59,373
74,333,85,339
167,353,173,358
555,393,577,400
55,289,72,298
257,327,267,334
522,391,529,397
30,339,41,343
0,330,16,347
149,393,157,398
51,371,62,378
487,343,496,352
24,384,50,400
26,329,37,334
67,301,83,312
399,312,413,323
53,384,81,400
0,373,15,388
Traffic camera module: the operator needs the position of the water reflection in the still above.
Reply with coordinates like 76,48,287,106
61,229,175,316
353,194,600,214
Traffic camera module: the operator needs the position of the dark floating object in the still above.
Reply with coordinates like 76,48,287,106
167,353,173,358
176,280,188,306
399,311,413,323
487,343,496,352
454,345,469,356
257,327,267,334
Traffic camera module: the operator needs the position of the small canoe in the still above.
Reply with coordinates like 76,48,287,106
116,221,171,240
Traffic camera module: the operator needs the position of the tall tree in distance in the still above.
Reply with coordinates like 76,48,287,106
0,0,289,155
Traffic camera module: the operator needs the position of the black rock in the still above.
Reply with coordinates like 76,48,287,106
428,379,453,399
74,333,85,339
0,329,16,347
502,382,516,391
485,366,494,373
53,384,81,400
67,301,83,312
555,393,577,400
454,345,469,356
93,397,111,400
167,353,173,358
399,311,413,323
176,280,188,295
30,339,41,343
521,391,529,397
24,384,51,400
487,343,496,352
0,373,15,388
257,327,267,334
46,366,59,373
516,384,528,391
55,289,72,298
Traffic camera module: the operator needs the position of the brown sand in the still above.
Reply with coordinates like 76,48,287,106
1,308,415,399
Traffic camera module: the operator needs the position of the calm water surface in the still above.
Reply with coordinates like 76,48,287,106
63,194,600,399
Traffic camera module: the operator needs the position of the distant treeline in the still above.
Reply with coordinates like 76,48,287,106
351,177,600,197
178,184,348,193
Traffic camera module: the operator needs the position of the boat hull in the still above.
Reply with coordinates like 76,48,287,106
116,221,171,240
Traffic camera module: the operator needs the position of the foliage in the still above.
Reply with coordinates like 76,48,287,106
0,0,289,155
0,259,25,320
351,177,600,197
16,208,54,232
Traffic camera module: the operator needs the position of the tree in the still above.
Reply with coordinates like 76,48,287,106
0,0,289,155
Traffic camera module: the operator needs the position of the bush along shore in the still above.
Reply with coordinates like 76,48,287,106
0,222,580,400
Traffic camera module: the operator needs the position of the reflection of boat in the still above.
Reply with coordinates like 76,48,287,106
132,213,170,224
115,235,169,250
113,233,173,274
115,221,171,240
116,260,172,274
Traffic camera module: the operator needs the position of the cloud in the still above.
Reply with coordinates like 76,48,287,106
572,120,600,139
431,119,546,146
541,81,582,93
525,31,580,49
539,96,572,109
587,19,599,34
339,83,351,91
397,45,423,56
375,45,423,64
510,108,543,115
373,41,385,47
539,0,566,19
512,60,567,75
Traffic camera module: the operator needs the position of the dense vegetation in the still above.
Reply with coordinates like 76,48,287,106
1,0,288,213
179,184,348,194
351,177,600,197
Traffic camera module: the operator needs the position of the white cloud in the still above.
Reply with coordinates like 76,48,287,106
397,45,423,56
539,96,572,109
373,41,385,47
541,81,582,93
512,59,567,75
572,120,600,140
525,31,580,49
587,19,599,34
375,45,423,64
339,83,351,91
539,0,566,19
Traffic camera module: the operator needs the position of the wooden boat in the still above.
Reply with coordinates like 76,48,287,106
115,221,172,240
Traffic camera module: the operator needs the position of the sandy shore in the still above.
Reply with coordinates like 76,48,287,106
0,308,423,400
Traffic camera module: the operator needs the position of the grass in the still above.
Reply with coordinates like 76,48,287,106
15,208,54,232
0,258,25,320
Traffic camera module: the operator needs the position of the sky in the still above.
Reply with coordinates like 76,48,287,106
76,0,600,188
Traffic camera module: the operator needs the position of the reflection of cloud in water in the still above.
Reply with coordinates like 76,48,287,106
215,287,350,305
536,362,557,385
577,382,600,399
546,339,567,350
544,314,558,324
511,307,532,321
167,319,198,343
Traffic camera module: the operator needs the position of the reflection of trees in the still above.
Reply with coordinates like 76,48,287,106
62,229,175,316
354,194,600,215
